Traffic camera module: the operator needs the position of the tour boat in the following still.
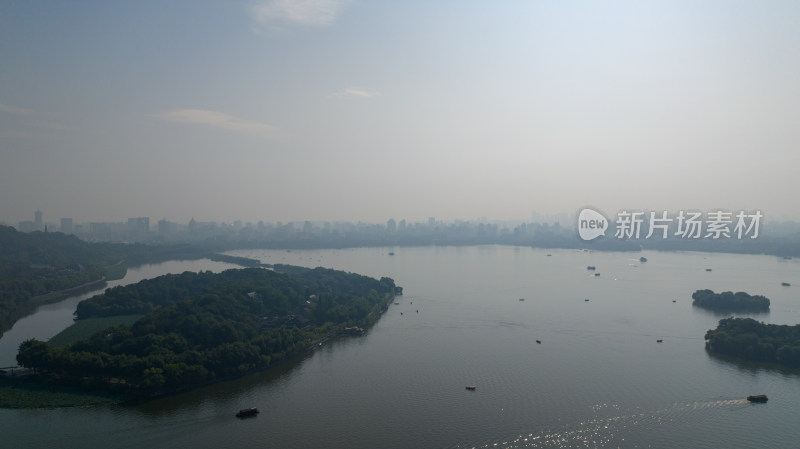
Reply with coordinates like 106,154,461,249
236,408,260,418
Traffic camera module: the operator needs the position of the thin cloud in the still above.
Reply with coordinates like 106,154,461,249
154,109,280,138
328,88,382,99
0,103,34,115
251,0,347,26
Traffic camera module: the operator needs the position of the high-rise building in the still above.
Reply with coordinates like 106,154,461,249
34,210,43,231
158,218,177,234
60,218,74,234
127,217,150,234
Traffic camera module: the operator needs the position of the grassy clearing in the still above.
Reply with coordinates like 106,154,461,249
48,315,143,347
0,377,128,409
104,263,128,281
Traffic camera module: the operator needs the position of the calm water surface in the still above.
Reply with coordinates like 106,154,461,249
1,247,799,448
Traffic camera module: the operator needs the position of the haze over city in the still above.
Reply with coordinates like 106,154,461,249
2,1,799,225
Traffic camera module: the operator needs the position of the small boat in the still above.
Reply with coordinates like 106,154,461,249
747,394,768,403
584,298,590,302
236,407,260,418
388,252,394,256
781,282,791,287
586,266,596,270
705,268,712,272
639,257,647,262
594,273,600,277
465,386,477,391
672,300,676,303
536,340,541,344
657,339,663,343
519,298,525,301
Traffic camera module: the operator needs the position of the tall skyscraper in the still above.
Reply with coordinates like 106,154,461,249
34,210,43,231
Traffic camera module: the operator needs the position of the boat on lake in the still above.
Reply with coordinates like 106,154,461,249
639,257,647,262
781,282,791,287
465,386,476,390
236,407,260,418
747,394,768,403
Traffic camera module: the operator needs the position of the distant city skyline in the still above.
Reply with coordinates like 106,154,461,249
8,206,800,236
5,208,576,230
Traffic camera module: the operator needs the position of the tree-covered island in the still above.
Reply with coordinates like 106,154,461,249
0,225,265,338
15,266,398,398
705,318,800,367
691,289,770,312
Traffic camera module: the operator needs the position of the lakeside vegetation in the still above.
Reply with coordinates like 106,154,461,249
47,315,144,347
691,289,770,312
0,376,126,409
0,225,266,338
13,267,397,402
705,318,800,367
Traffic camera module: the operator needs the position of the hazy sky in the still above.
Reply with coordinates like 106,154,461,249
1,1,799,225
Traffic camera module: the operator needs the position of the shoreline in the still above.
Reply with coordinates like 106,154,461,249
1,289,396,409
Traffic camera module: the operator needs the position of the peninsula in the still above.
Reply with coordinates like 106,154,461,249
12,266,398,401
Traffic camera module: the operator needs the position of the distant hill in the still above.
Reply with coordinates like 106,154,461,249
0,226,119,335
0,225,243,337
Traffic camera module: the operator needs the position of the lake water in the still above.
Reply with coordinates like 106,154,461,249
1,247,799,448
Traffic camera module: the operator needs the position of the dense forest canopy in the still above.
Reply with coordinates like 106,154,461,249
691,289,770,311
17,267,397,394
705,318,800,367
0,225,258,337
